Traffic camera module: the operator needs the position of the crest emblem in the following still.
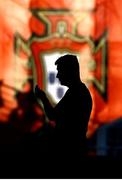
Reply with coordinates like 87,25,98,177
14,8,108,104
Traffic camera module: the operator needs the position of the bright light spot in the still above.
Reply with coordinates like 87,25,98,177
42,52,68,103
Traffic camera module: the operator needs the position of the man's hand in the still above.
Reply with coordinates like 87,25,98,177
35,85,55,121
35,85,46,100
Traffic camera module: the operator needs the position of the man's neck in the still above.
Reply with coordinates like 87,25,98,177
68,79,82,88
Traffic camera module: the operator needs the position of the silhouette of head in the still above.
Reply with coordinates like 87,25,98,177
55,54,80,87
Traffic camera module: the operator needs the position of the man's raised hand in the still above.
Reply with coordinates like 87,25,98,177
35,85,46,100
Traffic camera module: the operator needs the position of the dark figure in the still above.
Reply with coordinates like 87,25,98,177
35,54,92,161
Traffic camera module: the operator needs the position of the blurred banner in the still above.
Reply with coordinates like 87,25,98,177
0,0,122,139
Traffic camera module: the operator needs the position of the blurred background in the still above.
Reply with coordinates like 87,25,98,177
0,0,122,157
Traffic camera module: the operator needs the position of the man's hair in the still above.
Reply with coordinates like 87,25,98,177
55,54,80,76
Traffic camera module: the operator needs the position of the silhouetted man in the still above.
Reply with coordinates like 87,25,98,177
35,54,92,161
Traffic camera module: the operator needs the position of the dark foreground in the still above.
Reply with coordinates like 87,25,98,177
0,152,122,179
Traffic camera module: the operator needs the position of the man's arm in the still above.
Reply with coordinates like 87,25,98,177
35,85,55,121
